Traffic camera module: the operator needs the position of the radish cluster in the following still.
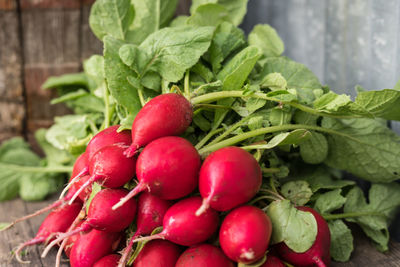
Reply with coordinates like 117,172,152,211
8,93,331,266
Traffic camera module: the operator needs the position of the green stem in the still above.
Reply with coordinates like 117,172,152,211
323,211,384,220
248,195,279,205
1,164,73,173
184,70,190,100
103,84,111,129
259,188,284,200
194,104,231,110
195,128,224,150
191,91,362,119
198,124,356,155
207,116,252,147
138,87,146,107
269,177,279,194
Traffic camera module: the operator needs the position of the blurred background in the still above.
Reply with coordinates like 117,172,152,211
1,0,399,145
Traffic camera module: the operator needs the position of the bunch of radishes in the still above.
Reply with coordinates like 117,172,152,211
6,93,331,267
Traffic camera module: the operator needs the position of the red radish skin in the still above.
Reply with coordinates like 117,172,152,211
219,206,272,264
127,197,219,247
68,174,92,202
14,202,82,263
276,207,331,267
42,189,137,257
86,125,132,160
64,221,85,258
196,147,262,216
61,126,131,198
261,255,285,267
124,93,193,157
94,254,121,267
70,229,121,267
69,144,136,204
113,137,200,210
119,192,172,267
132,240,182,267
176,244,235,267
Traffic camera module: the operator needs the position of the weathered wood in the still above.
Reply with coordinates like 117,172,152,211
0,1,24,140
80,2,102,61
21,3,82,135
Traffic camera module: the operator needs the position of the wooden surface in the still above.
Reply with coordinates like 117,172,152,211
0,194,399,267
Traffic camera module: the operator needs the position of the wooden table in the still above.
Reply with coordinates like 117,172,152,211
1,195,399,267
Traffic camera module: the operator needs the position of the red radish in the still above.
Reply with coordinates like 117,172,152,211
14,202,82,263
68,174,92,202
219,205,272,264
42,188,137,257
276,206,331,267
132,240,181,267
94,254,121,267
113,137,200,210
127,197,219,247
64,221,85,258
261,255,285,267
176,244,235,267
61,126,131,198
196,147,262,216
119,192,172,266
86,125,132,160
69,229,122,267
68,144,136,204
124,93,193,157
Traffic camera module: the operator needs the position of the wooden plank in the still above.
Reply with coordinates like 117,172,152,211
80,2,102,61
0,101,25,133
21,5,81,133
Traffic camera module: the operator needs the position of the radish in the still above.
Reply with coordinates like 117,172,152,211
276,206,331,267
94,254,121,267
68,174,92,202
69,229,122,267
14,202,82,263
113,137,200,210
119,192,172,266
124,93,193,157
196,147,262,216
68,144,137,204
127,197,219,246
61,126,131,198
86,125,132,160
261,255,285,267
63,221,85,258
41,188,137,257
219,205,272,264
132,240,181,267
176,244,235,267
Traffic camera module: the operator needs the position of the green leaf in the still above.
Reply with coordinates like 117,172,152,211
266,199,318,253
394,79,400,90
269,107,292,126
191,0,248,26
83,55,105,89
322,117,400,182
266,129,311,149
89,0,135,41
299,132,328,164
344,184,400,251
45,115,90,152
0,223,12,231
86,183,102,214
260,57,321,104
281,180,312,206
187,3,230,27
295,166,355,193
50,89,88,105
217,46,262,91
104,36,142,118
42,73,88,89
170,15,189,27
209,21,245,73
139,26,215,82
328,220,354,262
354,89,400,121
248,24,284,57
260,73,287,91
35,128,73,166
314,189,346,214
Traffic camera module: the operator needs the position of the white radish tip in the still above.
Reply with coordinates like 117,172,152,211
112,197,128,210
240,249,255,261
195,198,210,216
